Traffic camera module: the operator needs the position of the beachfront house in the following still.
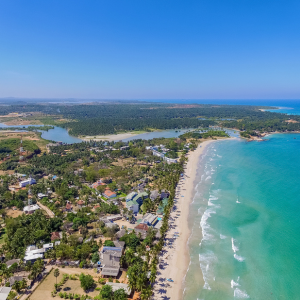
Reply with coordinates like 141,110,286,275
141,213,158,227
157,198,169,215
100,247,122,277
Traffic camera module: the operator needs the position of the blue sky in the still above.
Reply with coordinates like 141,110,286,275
0,0,300,99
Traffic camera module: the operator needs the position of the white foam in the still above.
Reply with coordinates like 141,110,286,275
199,251,217,291
231,238,239,253
205,176,211,181
231,279,240,288
200,208,216,241
234,254,245,262
220,234,227,239
236,200,241,203
234,288,250,298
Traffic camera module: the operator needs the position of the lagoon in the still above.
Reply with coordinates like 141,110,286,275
0,124,201,144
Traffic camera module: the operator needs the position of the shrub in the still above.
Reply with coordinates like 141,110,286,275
79,273,95,291
108,277,113,282
103,240,115,247
98,278,106,284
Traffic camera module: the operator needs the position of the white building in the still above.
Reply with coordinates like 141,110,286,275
19,178,36,188
23,204,40,214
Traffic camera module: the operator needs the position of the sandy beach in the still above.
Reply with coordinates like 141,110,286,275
151,139,217,300
80,132,144,141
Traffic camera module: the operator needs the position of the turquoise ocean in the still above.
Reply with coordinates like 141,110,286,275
183,134,300,300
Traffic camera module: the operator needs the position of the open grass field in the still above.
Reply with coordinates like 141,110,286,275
0,131,48,152
29,268,100,300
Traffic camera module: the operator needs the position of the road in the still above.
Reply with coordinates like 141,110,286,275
37,201,55,218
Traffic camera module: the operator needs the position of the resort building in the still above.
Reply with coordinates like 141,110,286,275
141,213,158,226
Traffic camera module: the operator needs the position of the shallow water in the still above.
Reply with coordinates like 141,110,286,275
184,134,300,300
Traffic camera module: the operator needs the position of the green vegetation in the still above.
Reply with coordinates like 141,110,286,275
0,138,40,153
0,125,54,131
79,273,95,291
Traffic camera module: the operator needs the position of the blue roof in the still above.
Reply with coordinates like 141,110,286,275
103,246,122,252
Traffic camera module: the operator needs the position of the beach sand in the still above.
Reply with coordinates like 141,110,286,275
151,139,217,300
80,132,142,141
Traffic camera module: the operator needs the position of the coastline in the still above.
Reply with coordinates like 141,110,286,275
151,139,217,300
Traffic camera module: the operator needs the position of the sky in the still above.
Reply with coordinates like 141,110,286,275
0,0,300,100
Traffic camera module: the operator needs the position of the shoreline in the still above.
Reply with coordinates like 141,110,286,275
151,137,237,300
151,139,218,300
80,131,146,141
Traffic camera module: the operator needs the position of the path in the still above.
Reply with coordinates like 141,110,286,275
37,201,55,218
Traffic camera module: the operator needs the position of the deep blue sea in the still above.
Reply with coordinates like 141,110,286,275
183,134,300,300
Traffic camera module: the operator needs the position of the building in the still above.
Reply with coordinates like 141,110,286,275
65,202,73,212
19,177,36,188
92,180,105,189
46,142,62,149
24,246,45,263
23,204,40,214
51,232,62,241
115,229,126,239
0,287,12,300
103,188,117,199
125,192,137,202
113,240,125,250
77,200,84,208
8,276,23,287
150,190,159,201
160,191,170,199
157,198,169,215
141,213,158,226
134,223,149,239
100,247,123,277
132,192,148,206
37,193,47,199
5,259,20,268
100,215,122,223
105,282,131,295
126,200,139,214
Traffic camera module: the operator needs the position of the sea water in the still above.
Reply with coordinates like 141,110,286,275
184,134,300,300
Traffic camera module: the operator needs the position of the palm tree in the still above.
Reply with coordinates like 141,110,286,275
54,268,60,286
12,280,22,293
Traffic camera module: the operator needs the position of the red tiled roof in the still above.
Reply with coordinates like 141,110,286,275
135,223,149,231
77,200,84,205
51,232,61,241
66,203,72,210
103,189,116,197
